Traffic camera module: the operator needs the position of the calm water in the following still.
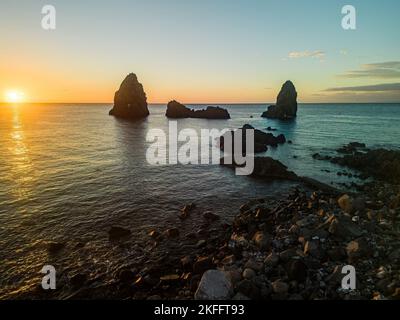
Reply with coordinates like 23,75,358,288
1,103,399,297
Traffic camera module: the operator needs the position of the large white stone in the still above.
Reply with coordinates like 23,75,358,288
194,270,233,300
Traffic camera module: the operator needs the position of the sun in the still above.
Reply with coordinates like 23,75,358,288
5,90,25,103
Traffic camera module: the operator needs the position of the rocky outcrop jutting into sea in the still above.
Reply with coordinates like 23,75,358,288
220,124,286,154
262,81,298,120
166,100,230,119
109,73,149,119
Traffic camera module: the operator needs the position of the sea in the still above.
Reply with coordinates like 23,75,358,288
1,103,399,297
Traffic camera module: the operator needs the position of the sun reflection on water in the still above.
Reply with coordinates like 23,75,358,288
8,106,36,208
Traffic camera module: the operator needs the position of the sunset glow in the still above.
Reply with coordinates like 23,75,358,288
5,90,25,103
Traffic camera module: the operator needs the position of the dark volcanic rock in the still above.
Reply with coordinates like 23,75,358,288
262,81,298,120
220,124,286,155
166,100,230,119
109,73,149,119
221,156,298,180
331,148,400,183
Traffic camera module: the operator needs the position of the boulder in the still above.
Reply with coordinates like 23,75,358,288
252,231,272,251
271,280,289,295
220,124,286,155
193,256,214,274
328,216,363,240
166,100,230,119
220,156,298,181
331,148,400,183
242,268,256,280
262,81,298,120
194,270,233,300
346,238,371,263
109,73,149,119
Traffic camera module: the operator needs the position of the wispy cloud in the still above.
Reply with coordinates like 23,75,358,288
288,50,325,59
324,83,400,92
340,61,400,79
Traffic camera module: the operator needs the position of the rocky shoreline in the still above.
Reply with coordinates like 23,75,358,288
5,141,400,301
12,173,399,300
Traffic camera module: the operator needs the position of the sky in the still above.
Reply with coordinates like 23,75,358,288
0,0,399,103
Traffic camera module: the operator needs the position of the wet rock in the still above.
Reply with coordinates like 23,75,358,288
221,156,298,180
194,270,233,300
264,252,280,267
242,268,256,280
262,81,297,120
304,240,324,260
338,194,366,214
328,216,363,240
252,231,272,251
221,255,236,265
220,124,286,155
331,148,400,183
109,73,149,119
338,194,353,213
147,295,162,300
160,274,181,284
108,226,131,241
193,256,214,274
286,259,307,282
244,259,263,272
235,279,261,300
346,238,370,263
272,280,289,295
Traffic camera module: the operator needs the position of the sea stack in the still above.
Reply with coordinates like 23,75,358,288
109,73,149,119
166,100,230,119
262,81,298,120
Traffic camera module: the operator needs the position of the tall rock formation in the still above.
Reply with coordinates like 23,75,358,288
109,73,149,119
262,81,298,120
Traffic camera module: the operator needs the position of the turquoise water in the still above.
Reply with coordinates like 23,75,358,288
0,103,399,297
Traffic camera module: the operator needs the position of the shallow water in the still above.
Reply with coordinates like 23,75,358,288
0,103,399,297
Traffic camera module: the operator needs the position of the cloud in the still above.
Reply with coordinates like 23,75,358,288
324,83,400,92
340,61,400,79
288,50,325,59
